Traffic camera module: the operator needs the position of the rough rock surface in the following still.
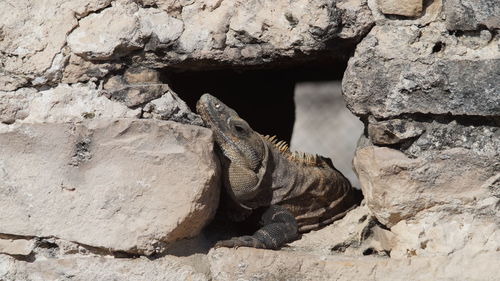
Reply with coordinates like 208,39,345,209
0,254,209,281
353,145,498,227
444,0,500,31
343,23,499,118
339,0,500,279
0,0,374,92
0,119,219,255
208,246,499,281
377,0,423,17
1,0,499,279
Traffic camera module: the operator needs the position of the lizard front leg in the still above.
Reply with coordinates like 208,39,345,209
215,205,298,250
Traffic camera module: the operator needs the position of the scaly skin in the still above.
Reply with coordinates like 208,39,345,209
197,94,362,249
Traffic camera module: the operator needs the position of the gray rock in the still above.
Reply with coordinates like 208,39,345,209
444,0,500,31
343,24,500,118
368,118,425,145
0,119,219,255
406,120,500,158
143,91,203,126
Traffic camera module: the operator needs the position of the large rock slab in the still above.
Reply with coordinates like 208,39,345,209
444,0,500,31
353,145,498,227
0,254,209,281
208,247,500,281
343,23,500,119
0,119,219,254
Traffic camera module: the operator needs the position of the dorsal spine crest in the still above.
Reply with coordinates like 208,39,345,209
261,134,330,168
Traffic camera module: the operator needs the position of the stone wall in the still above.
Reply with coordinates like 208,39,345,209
0,0,498,280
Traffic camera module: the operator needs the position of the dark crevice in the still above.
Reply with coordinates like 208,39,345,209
371,113,500,127
432,41,444,53
162,60,348,142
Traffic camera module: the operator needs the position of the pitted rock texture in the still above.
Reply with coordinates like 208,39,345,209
353,145,498,227
444,0,500,31
208,246,500,281
342,23,499,119
0,119,219,255
0,254,209,281
0,0,374,92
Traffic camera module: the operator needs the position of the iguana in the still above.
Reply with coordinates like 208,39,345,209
197,94,362,249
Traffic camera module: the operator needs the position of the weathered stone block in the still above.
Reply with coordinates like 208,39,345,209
444,0,500,31
0,238,35,257
377,0,423,17
368,118,425,145
343,24,500,118
0,119,219,254
353,146,498,227
0,254,209,281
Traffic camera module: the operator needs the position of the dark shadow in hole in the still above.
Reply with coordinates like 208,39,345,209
432,41,444,53
163,61,347,143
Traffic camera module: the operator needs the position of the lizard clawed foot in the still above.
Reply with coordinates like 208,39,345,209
214,236,266,249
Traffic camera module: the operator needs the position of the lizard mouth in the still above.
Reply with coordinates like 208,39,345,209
196,93,223,128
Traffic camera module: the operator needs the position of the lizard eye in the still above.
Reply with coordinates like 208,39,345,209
215,103,221,109
234,125,246,133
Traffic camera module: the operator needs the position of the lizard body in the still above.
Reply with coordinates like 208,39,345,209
197,94,362,249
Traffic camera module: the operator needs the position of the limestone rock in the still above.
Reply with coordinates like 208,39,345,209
0,238,35,257
0,88,38,124
368,118,425,145
143,91,203,126
20,83,141,123
61,54,124,84
353,146,499,227
103,68,168,108
67,1,146,60
405,120,499,158
289,203,388,256
0,0,113,90
342,23,500,119
208,247,500,281
0,119,219,254
444,0,500,31
0,254,209,281
389,212,499,259
377,0,423,17
130,0,373,66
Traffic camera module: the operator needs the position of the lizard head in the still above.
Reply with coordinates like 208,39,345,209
197,94,268,205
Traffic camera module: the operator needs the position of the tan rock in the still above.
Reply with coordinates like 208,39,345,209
0,0,113,89
353,146,498,227
0,238,35,256
0,88,38,124
0,119,219,254
21,83,141,123
67,1,146,60
208,247,500,281
0,254,209,281
377,0,423,17
289,203,375,255
389,213,500,259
